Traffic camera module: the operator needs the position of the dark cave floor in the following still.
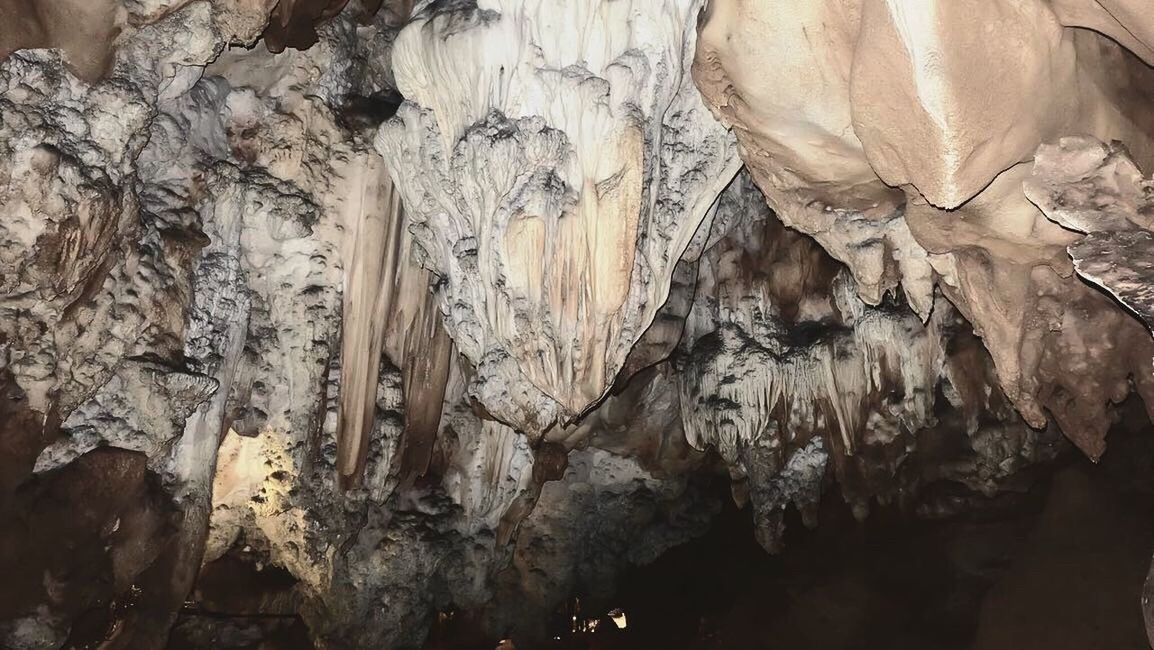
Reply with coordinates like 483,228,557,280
170,412,1154,650
571,457,1154,650
423,415,1154,650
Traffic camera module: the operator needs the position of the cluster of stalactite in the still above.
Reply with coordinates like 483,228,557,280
2,1,1154,648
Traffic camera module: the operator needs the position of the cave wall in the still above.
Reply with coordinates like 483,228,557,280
0,0,1153,648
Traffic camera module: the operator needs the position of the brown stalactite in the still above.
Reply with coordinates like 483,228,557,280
335,156,451,489
395,300,453,484
335,157,404,488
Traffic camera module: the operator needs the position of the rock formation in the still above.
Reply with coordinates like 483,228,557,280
0,0,1153,648
693,0,1154,459
376,0,741,434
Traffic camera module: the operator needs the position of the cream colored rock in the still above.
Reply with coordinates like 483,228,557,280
693,0,1154,457
442,415,535,535
851,0,1078,208
693,0,935,317
377,0,739,434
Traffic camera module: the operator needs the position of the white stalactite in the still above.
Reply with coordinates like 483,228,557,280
376,0,739,433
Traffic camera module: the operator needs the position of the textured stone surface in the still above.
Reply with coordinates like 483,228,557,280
693,0,1154,460
0,4,736,647
1026,137,1154,333
377,0,740,434
2,1,1153,648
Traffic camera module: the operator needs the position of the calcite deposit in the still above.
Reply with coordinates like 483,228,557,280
693,0,1154,458
376,0,742,434
1,0,1154,648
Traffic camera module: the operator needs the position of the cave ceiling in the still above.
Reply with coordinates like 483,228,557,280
1,0,1154,647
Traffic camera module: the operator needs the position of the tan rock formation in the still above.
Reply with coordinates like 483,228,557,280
693,0,1154,459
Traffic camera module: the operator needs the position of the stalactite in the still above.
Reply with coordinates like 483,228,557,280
376,0,740,433
692,0,1154,460
335,153,454,488
3,1,1154,647
335,155,404,487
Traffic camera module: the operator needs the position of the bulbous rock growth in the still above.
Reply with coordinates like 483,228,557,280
692,0,1154,459
376,0,741,434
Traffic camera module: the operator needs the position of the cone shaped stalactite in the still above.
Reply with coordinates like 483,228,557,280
376,0,741,434
334,155,451,489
